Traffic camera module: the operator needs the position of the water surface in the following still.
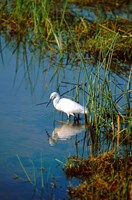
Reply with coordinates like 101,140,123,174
0,38,90,200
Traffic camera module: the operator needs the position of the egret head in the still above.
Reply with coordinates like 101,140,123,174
50,92,60,100
47,92,60,107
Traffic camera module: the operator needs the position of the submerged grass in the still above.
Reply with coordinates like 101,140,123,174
16,154,31,182
16,154,45,190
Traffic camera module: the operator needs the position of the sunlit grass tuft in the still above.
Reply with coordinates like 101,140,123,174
65,150,132,199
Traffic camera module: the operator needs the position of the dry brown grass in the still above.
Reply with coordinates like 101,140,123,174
65,150,132,199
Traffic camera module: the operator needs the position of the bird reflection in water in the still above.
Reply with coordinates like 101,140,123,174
47,121,86,146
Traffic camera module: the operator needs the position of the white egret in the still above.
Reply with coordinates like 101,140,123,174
47,92,87,119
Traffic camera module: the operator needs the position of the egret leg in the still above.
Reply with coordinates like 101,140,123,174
74,115,76,122
74,114,80,123
84,114,88,124
67,114,71,122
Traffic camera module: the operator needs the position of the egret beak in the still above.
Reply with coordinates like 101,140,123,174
46,99,51,107
36,102,47,106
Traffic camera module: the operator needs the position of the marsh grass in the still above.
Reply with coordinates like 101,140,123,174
64,76,132,198
66,150,132,199
61,22,131,199
1,0,132,64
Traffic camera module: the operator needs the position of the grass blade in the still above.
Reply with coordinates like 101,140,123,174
16,154,31,182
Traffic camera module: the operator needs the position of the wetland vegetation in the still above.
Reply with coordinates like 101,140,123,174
0,0,132,199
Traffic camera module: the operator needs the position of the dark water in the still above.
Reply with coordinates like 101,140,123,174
0,39,90,200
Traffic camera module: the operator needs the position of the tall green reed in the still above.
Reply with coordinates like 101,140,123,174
32,0,51,36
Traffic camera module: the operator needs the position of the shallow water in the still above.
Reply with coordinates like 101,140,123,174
0,39,91,200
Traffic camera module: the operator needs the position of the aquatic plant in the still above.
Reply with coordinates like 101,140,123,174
1,0,132,64
65,150,132,199
16,154,45,189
